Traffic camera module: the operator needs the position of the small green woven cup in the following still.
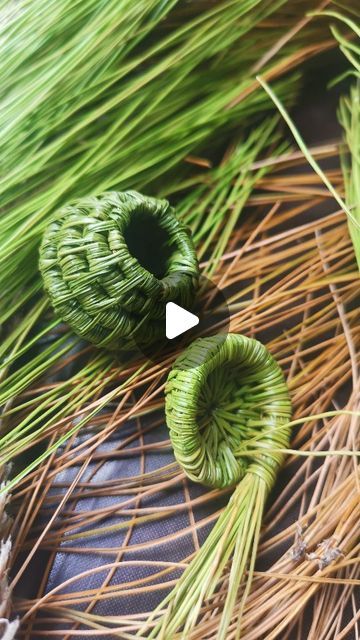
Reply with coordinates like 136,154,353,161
39,190,199,350
165,333,292,489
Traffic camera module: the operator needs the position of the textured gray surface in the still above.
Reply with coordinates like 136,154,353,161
39,419,226,637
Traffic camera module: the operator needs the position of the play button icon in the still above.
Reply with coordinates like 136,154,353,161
133,274,230,368
166,302,199,340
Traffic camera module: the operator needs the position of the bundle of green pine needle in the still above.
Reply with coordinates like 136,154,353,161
0,1,359,639
331,12,360,268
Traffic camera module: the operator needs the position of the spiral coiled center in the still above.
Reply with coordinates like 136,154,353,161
39,191,199,350
165,334,292,489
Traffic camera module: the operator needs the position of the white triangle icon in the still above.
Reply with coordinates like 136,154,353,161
166,302,199,340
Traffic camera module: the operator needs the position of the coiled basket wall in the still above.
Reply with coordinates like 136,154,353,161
39,190,199,350
165,332,292,490
144,333,292,639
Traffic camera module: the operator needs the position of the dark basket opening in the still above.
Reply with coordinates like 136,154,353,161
124,210,174,279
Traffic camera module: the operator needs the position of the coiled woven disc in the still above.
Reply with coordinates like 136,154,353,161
165,333,292,489
39,191,199,350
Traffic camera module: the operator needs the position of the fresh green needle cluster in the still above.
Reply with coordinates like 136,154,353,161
0,0,306,320
330,11,360,270
339,82,360,270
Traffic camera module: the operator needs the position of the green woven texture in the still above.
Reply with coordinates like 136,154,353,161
39,190,199,350
165,333,292,490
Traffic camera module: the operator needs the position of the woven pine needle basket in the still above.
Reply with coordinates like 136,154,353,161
165,333,292,490
139,333,293,637
39,190,199,350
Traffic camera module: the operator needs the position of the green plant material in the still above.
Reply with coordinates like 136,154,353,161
316,9,360,269
7,146,359,638
310,9,360,79
0,0,327,321
0,0,330,472
0,465,18,639
0,356,148,493
0,3,342,631
0,118,284,489
141,333,292,639
338,82,360,270
261,8,360,270
166,333,292,488
179,116,288,279
39,190,199,349
257,76,358,225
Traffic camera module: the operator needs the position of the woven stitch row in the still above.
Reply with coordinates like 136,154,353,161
39,190,199,350
165,333,292,489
